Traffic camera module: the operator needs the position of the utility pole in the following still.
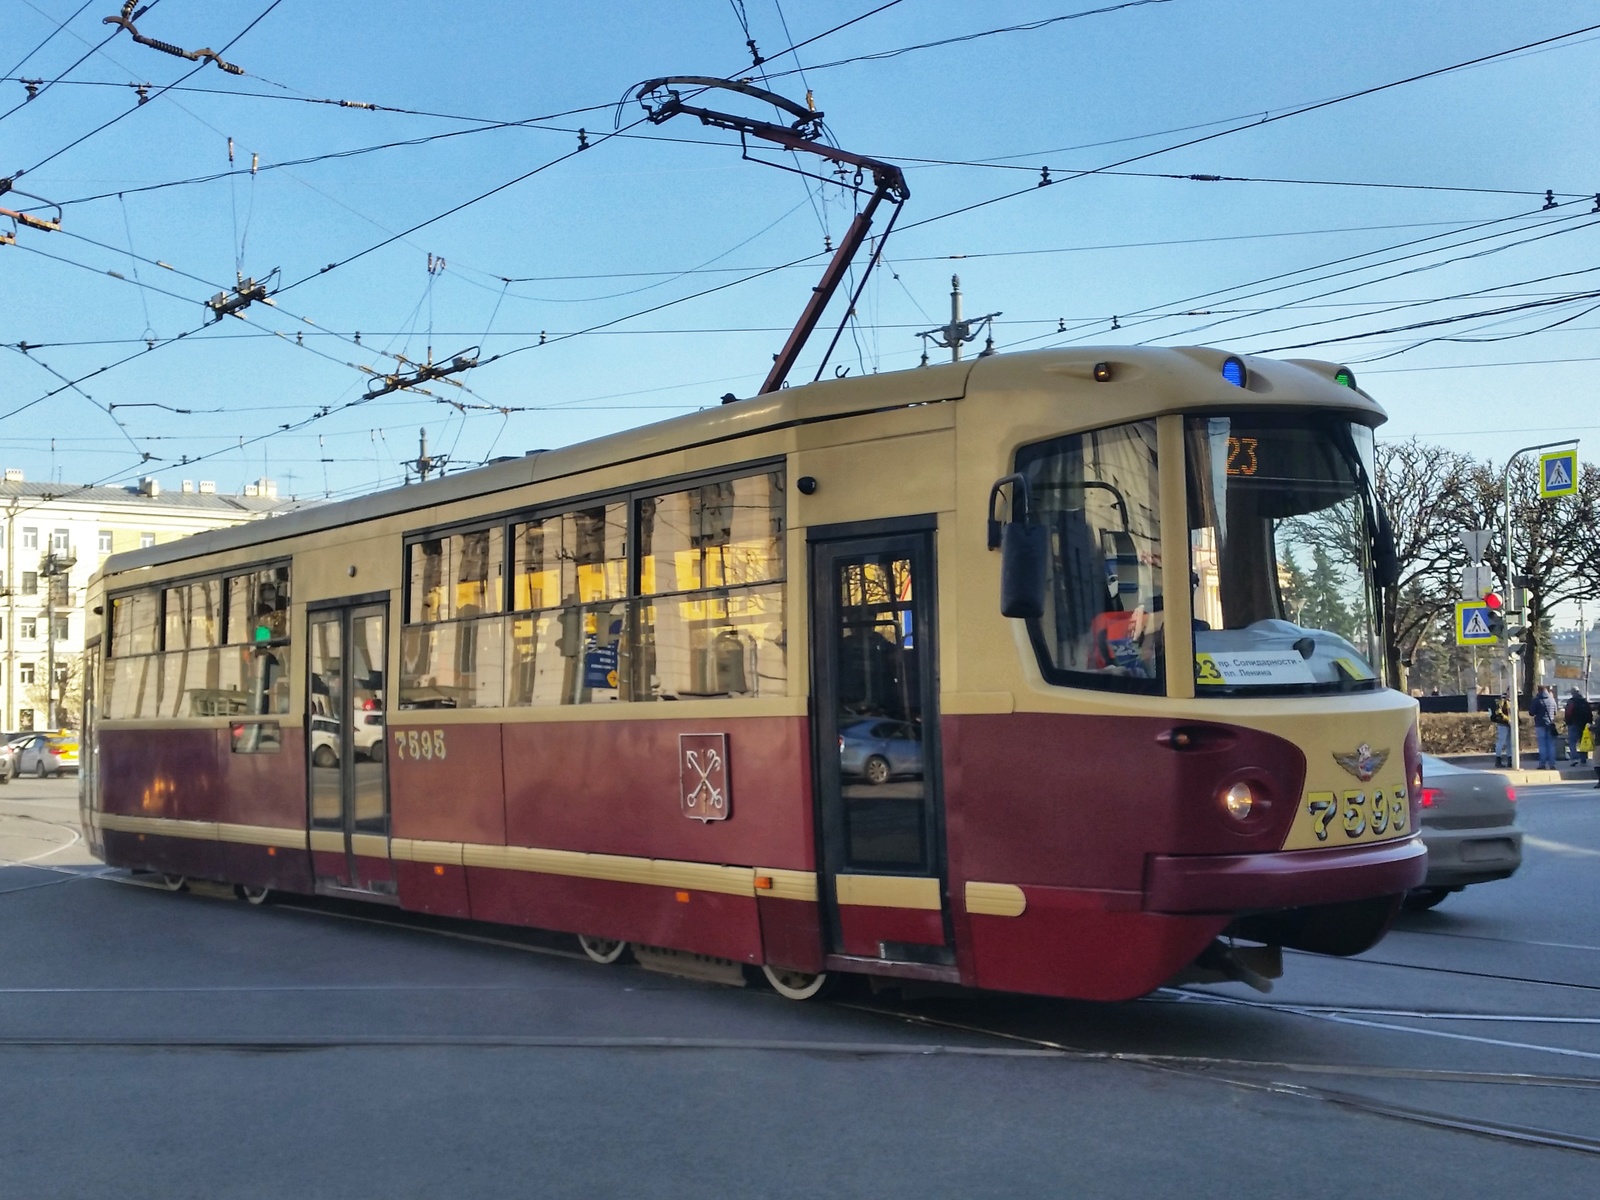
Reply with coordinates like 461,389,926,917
404,428,445,483
916,276,1001,364
1500,438,1578,769
41,547,75,730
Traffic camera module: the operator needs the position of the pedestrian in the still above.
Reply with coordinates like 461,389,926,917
1565,687,1592,766
1531,685,1559,771
1490,690,1512,767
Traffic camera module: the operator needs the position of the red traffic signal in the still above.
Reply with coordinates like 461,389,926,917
1482,591,1503,610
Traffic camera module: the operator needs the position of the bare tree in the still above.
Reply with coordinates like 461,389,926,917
1371,440,1476,690
1462,458,1600,702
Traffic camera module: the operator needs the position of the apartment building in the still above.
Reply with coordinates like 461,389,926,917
2,471,294,730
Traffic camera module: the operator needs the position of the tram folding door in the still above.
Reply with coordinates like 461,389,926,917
809,524,952,966
306,599,395,897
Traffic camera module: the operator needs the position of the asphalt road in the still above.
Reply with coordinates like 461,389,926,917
1,774,1597,1198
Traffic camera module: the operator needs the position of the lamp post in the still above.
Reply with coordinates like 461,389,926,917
41,548,76,730
1501,439,1578,769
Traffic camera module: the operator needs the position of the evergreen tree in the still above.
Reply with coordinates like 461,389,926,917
1301,545,1356,641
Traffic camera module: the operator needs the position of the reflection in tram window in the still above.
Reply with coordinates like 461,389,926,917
833,554,928,871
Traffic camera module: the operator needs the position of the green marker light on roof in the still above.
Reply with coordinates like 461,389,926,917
1333,366,1356,388
254,625,272,643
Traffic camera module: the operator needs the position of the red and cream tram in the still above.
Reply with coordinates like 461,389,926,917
79,347,1424,1001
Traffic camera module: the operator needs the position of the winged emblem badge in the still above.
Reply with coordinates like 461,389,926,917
1333,743,1389,782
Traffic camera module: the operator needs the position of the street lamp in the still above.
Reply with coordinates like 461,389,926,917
40,548,76,731
1501,439,1578,770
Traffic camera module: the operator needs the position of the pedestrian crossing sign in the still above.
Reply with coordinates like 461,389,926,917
1539,448,1578,498
1455,600,1498,646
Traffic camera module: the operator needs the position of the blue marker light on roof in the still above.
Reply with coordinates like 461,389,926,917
1221,357,1246,388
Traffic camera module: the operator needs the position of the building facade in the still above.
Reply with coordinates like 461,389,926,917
2,472,292,731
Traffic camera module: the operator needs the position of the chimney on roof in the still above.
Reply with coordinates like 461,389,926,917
256,477,278,499
3,468,22,483
244,483,259,497
198,480,216,494
139,476,160,497
181,480,194,493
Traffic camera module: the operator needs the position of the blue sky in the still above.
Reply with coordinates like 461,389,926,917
3,0,1598,499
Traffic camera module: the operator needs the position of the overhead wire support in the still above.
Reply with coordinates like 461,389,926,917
205,268,277,322
626,75,908,395
102,1,246,75
362,347,481,401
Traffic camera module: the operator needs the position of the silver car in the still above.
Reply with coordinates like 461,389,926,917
1407,753,1524,910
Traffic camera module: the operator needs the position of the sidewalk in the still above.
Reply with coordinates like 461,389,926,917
1436,752,1593,786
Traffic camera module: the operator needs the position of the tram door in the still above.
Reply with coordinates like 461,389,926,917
811,529,951,965
306,601,393,896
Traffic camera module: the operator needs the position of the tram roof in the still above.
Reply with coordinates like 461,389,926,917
97,346,1381,578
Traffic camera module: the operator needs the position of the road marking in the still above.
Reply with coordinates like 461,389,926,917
1525,835,1600,859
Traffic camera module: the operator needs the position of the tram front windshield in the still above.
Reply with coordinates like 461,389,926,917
1186,412,1382,694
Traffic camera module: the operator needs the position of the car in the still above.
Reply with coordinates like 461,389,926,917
13,732,78,778
1406,752,1524,910
839,718,923,785
0,739,17,783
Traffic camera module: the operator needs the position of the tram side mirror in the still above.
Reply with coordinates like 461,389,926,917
988,473,1047,620
1373,503,1400,588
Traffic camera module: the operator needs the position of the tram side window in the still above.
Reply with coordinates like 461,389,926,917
1014,421,1164,693
223,566,291,715
401,527,509,709
158,578,246,718
631,472,787,700
503,503,627,707
106,591,160,719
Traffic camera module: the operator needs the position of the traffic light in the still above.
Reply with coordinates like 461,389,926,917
1482,591,1507,640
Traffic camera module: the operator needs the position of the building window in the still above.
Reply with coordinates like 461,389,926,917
21,527,37,551
139,533,156,549
21,572,37,596
53,617,69,642
50,529,70,553
18,663,34,685
19,617,36,640
17,709,33,731
98,530,113,554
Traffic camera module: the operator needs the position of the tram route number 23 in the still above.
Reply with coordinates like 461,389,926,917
1305,787,1407,841
394,729,447,761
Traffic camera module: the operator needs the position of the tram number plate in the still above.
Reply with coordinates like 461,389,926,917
394,729,447,761
1305,787,1407,842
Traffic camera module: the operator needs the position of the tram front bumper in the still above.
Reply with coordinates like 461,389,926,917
1143,835,1426,914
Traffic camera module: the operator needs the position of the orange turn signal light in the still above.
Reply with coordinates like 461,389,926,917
754,875,773,890
433,864,445,876
675,890,690,903
266,846,277,857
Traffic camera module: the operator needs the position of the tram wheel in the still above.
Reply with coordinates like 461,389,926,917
578,934,630,964
159,873,189,892
761,964,833,1000
235,884,273,906
863,755,891,786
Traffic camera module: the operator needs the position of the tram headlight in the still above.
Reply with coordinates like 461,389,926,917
1219,780,1256,821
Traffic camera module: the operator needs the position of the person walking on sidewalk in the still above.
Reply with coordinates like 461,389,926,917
1490,691,1512,767
1531,685,1559,771
1565,687,1592,766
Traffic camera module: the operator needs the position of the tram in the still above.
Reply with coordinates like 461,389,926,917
79,347,1424,1002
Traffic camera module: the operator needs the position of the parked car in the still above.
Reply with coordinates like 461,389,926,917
1406,753,1524,910
839,718,923,785
0,738,19,782
13,732,78,778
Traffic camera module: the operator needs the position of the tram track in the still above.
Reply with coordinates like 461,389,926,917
844,1002,1600,1157
63,875,1600,1156
1284,946,1600,994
